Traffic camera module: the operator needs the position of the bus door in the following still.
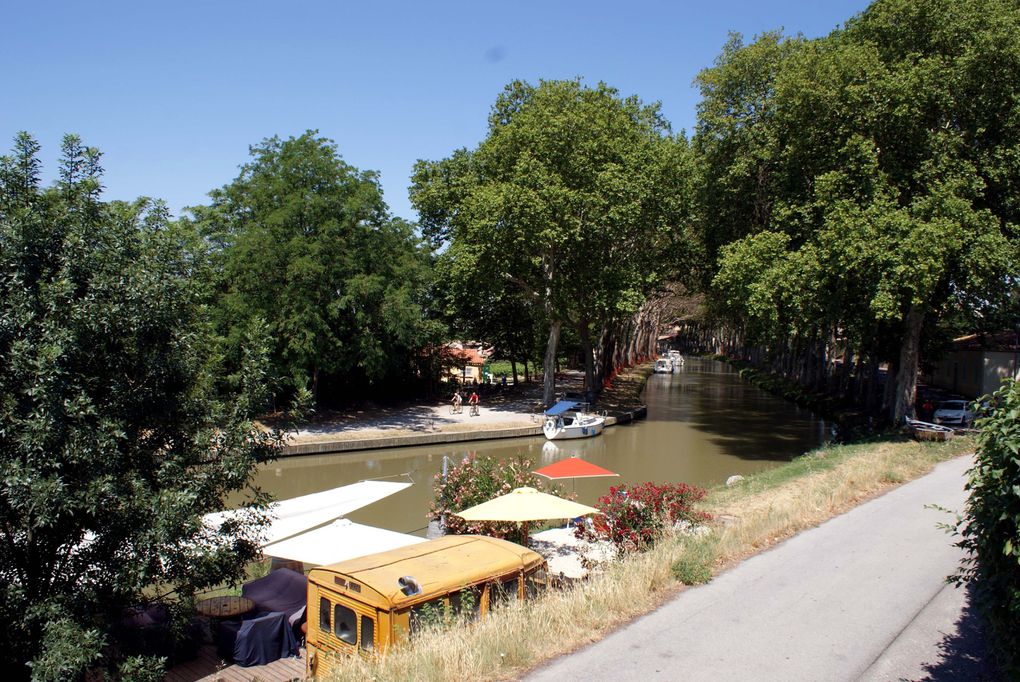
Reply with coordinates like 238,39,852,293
316,592,380,656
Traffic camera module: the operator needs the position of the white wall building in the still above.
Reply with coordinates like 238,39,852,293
924,332,1019,398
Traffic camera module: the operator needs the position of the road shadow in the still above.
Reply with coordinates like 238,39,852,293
914,585,1004,682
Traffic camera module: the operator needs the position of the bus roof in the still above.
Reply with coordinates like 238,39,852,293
308,535,545,609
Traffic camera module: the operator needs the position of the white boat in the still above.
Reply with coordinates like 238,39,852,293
543,400,606,440
654,358,674,374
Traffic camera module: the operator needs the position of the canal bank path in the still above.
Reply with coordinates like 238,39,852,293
526,455,1003,682
275,371,648,456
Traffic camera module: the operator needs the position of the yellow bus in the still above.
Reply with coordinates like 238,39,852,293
306,535,548,677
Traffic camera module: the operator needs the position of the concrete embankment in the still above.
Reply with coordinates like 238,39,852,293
280,405,647,457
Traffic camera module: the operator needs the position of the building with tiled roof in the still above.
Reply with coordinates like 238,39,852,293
443,342,491,384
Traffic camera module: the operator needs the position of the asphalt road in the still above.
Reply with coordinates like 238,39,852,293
526,455,1002,681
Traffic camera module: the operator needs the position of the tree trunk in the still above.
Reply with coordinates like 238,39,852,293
883,356,898,417
578,321,596,401
543,320,562,407
892,303,925,424
862,353,879,411
510,359,518,385
840,345,853,397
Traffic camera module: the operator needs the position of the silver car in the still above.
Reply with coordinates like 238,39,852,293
933,400,974,427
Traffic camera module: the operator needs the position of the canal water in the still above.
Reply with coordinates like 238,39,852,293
250,357,828,537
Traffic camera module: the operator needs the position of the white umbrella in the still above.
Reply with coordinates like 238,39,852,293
262,518,426,567
204,479,412,545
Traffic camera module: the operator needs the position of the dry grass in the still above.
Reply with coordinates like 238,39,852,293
704,436,973,568
321,435,975,682
326,540,689,682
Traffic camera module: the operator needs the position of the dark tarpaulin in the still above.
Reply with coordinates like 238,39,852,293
242,567,307,627
230,611,299,667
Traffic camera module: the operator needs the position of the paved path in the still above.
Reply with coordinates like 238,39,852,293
527,456,1001,681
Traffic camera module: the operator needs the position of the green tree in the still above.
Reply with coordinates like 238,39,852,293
700,0,1020,423
0,133,281,679
693,31,803,274
433,241,542,383
190,131,439,405
412,80,692,405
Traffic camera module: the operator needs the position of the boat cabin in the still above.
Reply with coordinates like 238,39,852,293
654,358,674,373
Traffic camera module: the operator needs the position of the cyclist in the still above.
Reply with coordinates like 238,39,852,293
468,390,480,416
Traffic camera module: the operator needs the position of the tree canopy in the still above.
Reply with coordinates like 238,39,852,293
0,134,281,679
190,131,442,405
701,0,1020,422
412,79,694,404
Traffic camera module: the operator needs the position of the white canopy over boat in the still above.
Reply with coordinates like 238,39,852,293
262,518,426,567
203,479,412,546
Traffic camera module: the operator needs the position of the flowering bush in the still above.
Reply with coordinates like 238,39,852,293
576,482,710,553
429,454,564,545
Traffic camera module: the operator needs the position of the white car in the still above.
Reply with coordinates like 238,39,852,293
933,400,974,427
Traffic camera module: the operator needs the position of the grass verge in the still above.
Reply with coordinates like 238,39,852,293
323,434,975,682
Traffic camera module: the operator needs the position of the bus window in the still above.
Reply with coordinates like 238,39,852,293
360,615,375,651
334,604,357,645
409,599,445,635
319,597,331,632
449,587,481,621
489,576,519,608
525,568,549,598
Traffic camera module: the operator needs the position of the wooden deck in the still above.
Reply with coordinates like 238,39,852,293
164,644,304,682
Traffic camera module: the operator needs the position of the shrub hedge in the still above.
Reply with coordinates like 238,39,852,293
954,379,1020,678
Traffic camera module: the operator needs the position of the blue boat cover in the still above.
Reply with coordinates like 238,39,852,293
545,401,580,416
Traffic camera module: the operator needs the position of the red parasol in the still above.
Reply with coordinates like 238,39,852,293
534,457,619,499
533,457,618,480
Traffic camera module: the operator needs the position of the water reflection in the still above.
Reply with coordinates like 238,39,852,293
249,357,826,536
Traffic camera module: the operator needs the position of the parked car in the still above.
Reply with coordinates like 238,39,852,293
933,399,975,427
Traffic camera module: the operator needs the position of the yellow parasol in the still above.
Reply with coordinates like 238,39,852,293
453,487,600,545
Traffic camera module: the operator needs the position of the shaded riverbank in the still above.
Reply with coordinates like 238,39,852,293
275,367,649,456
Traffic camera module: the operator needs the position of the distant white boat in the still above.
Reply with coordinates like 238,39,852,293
654,358,674,374
668,350,684,369
543,400,606,440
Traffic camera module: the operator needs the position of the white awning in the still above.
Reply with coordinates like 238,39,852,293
262,518,426,567
204,480,412,546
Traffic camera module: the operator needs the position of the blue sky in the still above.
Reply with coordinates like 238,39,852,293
2,1,871,222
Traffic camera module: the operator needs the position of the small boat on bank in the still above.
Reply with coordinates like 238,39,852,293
654,358,674,374
905,418,955,442
543,400,606,440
